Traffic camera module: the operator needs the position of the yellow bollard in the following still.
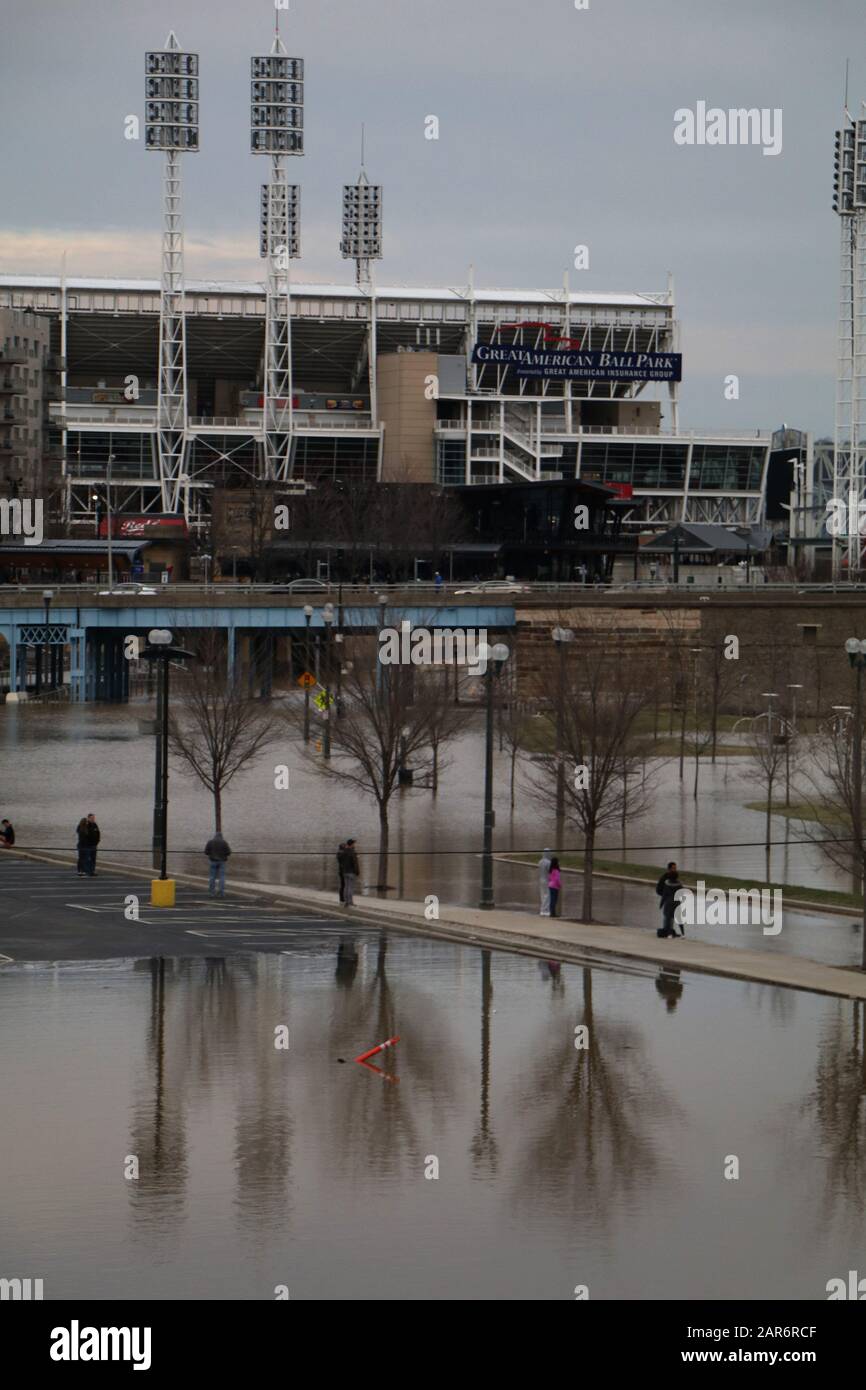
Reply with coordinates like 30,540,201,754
150,878,176,908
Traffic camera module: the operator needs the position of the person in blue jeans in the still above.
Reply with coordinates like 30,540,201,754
205,831,231,896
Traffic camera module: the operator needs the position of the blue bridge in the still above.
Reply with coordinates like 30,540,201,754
0,595,517,702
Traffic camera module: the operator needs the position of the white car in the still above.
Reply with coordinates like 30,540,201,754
98,582,159,596
454,580,530,596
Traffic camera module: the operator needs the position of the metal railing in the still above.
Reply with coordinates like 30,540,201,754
437,419,770,441
4,579,866,601
50,407,158,426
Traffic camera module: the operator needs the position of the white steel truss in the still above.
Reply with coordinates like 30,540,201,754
262,155,294,480
832,209,866,576
254,26,301,483
832,109,866,579
158,145,188,510
151,31,194,515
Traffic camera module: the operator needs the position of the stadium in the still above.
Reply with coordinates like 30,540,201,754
0,26,781,582
0,271,772,559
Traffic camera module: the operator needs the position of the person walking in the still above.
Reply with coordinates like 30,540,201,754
204,830,231,897
337,841,347,904
1,819,14,847
548,857,562,918
76,813,100,877
657,865,684,938
339,838,360,907
537,847,553,916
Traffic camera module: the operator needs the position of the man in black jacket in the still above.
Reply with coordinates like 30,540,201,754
1,819,14,847
77,814,100,877
656,863,684,938
204,831,231,897
338,839,360,907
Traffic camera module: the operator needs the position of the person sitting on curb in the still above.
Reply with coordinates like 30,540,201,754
205,830,231,898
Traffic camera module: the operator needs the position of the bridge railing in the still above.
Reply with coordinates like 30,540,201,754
3,580,866,601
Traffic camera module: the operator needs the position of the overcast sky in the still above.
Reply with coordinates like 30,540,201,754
2,0,865,433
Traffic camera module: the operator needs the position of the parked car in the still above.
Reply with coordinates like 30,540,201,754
454,579,531,596
98,581,159,596
284,578,330,593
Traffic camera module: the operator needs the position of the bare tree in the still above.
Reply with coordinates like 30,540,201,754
742,702,788,879
796,712,866,899
498,662,531,809
287,647,462,891
527,625,658,920
423,671,465,793
168,630,280,832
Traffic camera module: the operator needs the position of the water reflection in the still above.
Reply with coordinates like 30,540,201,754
509,969,681,1223
798,999,866,1237
2,935,865,1298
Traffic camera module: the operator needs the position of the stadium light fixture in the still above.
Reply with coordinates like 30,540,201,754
145,44,200,151
260,182,300,259
341,171,383,285
251,54,304,155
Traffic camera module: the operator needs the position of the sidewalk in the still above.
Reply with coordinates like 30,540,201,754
228,878,866,1001
8,848,866,1000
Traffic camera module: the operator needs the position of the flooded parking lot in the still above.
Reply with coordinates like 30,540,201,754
1,929,863,1300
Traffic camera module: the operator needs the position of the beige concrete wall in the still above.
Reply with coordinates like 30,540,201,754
617,399,661,431
377,350,437,483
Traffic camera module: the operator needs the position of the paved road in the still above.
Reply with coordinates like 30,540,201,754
0,855,364,961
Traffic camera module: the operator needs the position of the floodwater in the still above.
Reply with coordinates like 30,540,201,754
0,703,862,967
1,933,863,1300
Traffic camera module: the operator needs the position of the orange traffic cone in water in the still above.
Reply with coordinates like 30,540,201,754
355,1036,400,1064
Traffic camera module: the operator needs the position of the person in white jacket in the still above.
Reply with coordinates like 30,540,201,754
538,848,553,916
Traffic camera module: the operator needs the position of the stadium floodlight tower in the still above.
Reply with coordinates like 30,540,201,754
252,12,303,482
145,32,199,515
832,102,866,580
341,143,382,288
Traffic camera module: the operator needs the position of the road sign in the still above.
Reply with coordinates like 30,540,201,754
298,672,316,688
314,690,334,711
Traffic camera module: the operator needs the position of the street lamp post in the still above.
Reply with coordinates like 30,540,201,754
552,626,574,822
43,589,54,694
377,592,388,693
845,639,866,961
761,692,778,864
334,631,344,717
690,646,703,799
785,683,803,807
303,604,313,742
480,642,510,909
106,453,115,592
139,629,195,906
322,603,334,759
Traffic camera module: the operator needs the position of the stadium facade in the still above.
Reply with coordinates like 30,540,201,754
0,271,771,545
